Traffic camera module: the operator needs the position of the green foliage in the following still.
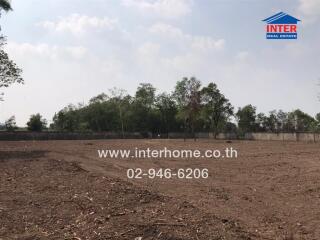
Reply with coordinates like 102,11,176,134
173,77,201,136
155,93,178,134
0,50,23,96
256,110,278,132
108,88,128,137
89,93,108,104
27,114,47,132
130,83,157,133
288,109,317,132
135,83,156,108
84,101,120,132
49,80,318,135
201,82,233,138
0,0,23,101
276,110,289,131
236,105,257,135
5,115,17,131
0,0,12,12
52,105,84,132
255,109,318,133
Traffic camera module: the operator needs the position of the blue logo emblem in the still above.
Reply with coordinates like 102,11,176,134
262,12,301,39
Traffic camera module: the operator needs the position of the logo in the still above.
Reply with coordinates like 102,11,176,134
262,12,301,39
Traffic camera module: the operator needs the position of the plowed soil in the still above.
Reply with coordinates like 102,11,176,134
1,139,320,240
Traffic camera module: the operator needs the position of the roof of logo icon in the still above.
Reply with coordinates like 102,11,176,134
262,12,301,24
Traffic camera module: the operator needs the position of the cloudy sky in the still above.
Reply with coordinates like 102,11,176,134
0,0,319,126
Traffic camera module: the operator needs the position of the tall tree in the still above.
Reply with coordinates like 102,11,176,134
135,83,156,108
201,83,233,138
173,77,201,140
109,88,128,138
236,105,257,135
131,83,157,134
256,112,267,132
276,110,288,132
155,93,178,136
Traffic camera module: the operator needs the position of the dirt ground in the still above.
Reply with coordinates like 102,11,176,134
1,139,320,240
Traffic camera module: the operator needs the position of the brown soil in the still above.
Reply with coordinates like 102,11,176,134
1,139,320,240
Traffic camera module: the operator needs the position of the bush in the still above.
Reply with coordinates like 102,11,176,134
27,113,47,132
5,116,17,131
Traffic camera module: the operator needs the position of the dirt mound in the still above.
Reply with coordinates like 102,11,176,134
0,156,252,240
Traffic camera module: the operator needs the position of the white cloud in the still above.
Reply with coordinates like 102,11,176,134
135,42,163,77
234,51,249,62
298,0,320,23
149,22,184,38
121,0,192,19
38,14,118,34
137,42,160,58
5,42,88,60
2,41,128,126
191,37,225,51
149,23,225,51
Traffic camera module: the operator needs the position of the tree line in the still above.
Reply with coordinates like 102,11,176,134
2,78,319,137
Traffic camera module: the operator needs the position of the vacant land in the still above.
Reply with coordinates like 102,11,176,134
1,139,320,240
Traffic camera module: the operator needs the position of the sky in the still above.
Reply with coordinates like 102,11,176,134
0,0,319,126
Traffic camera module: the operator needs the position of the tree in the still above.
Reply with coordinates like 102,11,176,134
47,80,319,137
52,104,84,132
315,113,320,132
236,105,257,135
155,93,178,136
287,109,317,132
0,0,12,12
276,110,288,132
84,98,121,132
201,83,233,138
256,110,279,133
27,114,47,132
135,83,156,108
130,83,157,135
173,77,201,140
109,88,128,138
315,113,320,122
256,112,267,132
51,95,133,133
0,50,23,100
5,115,17,131
89,93,108,104
0,0,23,101
267,110,279,132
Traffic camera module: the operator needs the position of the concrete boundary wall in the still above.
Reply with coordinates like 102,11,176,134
0,131,318,142
245,133,319,142
0,131,143,141
168,132,238,139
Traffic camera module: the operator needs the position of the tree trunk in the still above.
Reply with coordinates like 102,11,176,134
213,130,217,139
183,117,186,142
119,105,125,139
192,122,196,141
